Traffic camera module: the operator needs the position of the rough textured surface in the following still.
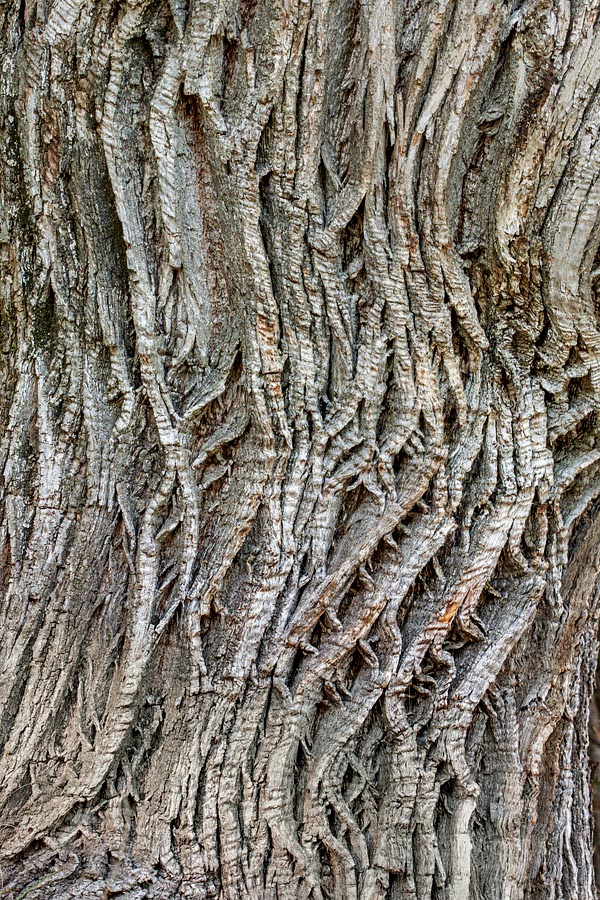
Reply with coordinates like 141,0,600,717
1,1,600,898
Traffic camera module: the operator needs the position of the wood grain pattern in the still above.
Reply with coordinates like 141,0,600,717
1,0,600,897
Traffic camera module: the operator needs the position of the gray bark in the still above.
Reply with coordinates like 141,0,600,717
1,1,600,898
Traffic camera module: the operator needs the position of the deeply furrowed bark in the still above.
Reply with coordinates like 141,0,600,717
1,0,600,898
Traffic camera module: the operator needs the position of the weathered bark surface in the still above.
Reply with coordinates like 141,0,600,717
1,1,600,898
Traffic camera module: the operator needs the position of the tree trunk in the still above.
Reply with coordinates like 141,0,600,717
1,1,600,898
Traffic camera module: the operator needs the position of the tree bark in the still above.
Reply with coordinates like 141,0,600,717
1,1,600,898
